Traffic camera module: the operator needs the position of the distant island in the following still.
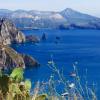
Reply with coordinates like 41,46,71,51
0,8,100,29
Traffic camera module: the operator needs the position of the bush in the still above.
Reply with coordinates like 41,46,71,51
0,61,97,100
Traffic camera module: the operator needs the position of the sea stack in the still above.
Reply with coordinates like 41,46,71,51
41,33,47,40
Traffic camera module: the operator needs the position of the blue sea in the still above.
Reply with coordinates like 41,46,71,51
12,29,100,98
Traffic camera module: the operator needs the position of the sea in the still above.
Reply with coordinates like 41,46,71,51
12,29,100,98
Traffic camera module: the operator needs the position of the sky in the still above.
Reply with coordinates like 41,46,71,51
0,0,100,17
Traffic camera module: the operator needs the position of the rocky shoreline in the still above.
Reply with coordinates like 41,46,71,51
0,18,40,69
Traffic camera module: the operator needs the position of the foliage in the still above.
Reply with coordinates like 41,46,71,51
0,75,9,95
47,58,97,100
10,67,24,82
0,68,31,100
25,79,32,92
0,60,98,100
35,94,47,100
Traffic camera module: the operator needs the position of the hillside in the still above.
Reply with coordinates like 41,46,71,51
0,8,100,29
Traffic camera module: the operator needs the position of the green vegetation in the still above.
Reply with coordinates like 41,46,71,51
0,68,30,100
0,60,98,100
0,68,48,100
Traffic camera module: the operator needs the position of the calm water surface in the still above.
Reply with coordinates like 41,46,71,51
12,29,100,97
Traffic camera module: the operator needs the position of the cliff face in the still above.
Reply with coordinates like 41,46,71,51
0,19,26,45
0,44,39,69
0,19,39,69
22,54,39,67
0,45,25,69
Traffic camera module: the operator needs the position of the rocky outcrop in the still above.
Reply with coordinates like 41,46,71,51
41,33,47,40
0,19,39,69
26,35,40,43
0,18,26,45
22,54,40,67
0,45,25,69
0,44,40,69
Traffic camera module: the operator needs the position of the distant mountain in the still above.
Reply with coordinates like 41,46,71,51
60,8,100,29
0,9,12,18
0,8,100,29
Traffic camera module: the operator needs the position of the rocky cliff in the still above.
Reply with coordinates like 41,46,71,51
0,18,26,45
22,54,40,67
0,19,39,69
0,45,25,69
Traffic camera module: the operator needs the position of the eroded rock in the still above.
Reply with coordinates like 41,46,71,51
22,54,40,68
0,18,26,45
0,45,25,69
26,35,40,43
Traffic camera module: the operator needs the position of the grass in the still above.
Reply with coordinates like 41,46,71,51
0,58,98,100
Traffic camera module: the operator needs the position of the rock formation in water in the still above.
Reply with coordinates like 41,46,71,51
26,35,40,43
41,33,47,40
0,19,39,69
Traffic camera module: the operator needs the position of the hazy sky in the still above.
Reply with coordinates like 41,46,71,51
0,0,100,17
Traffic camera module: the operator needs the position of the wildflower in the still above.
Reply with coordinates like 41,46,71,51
48,61,53,64
70,72,76,77
61,92,69,96
69,83,75,88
